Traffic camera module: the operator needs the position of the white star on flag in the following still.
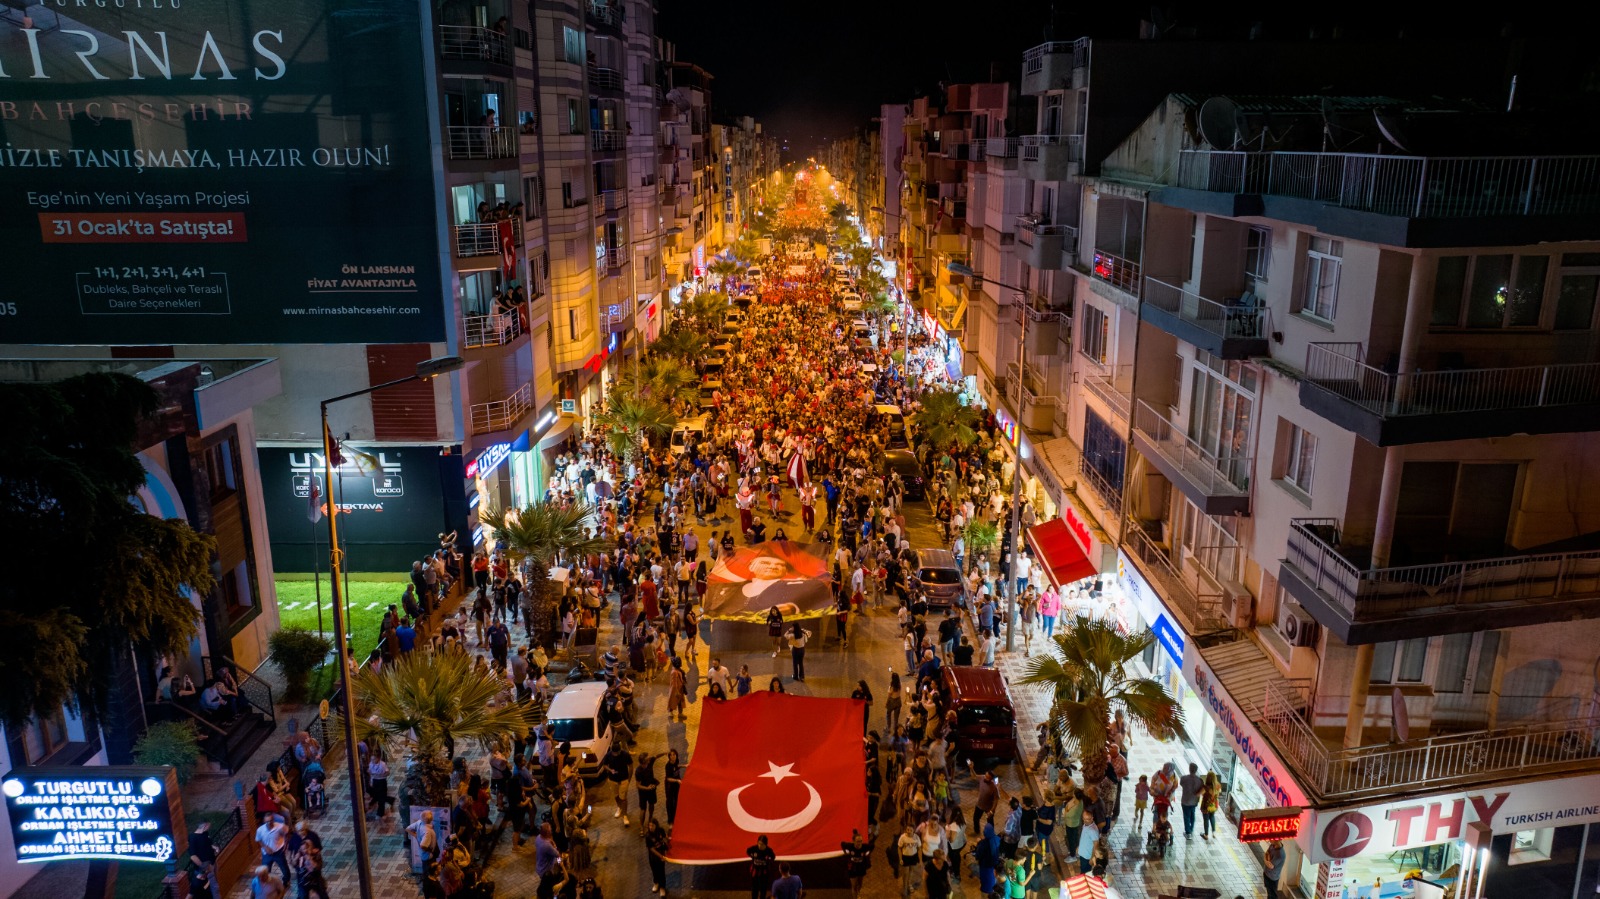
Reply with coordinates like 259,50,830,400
759,762,797,784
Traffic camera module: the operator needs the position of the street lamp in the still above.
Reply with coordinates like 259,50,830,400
319,354,464,899
948,261,1029,653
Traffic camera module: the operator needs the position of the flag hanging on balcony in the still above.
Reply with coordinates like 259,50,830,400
499,219,516,279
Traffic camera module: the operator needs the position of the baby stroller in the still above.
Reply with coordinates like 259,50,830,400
302,761,327,815
1147,796,1174,856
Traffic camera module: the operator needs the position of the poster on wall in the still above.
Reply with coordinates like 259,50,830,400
0,0,444,344
258,446,449,572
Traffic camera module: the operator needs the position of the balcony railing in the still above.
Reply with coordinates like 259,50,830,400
1082,363,1132,421
604,247,626,272
592,129,625,152
1175,150,1600,218
1022,133,1085,164
1079,458,1123,515
1143,277,1269,340
601,299,633,333
462,311,523,349
470,382,532,434
1260,678,1600,802
587,64,623,91
1124,518,1230,632
1305,342,1600,418
1022,38,1090,72
598,188,625,212
447,125,516,160
1286,518,1600,621
452,221,516,258
985,137,1021,159
438,25,510,64
1132,399,1252,495
1091,248,1141,295
1016,219,1080,256
586,0,623,27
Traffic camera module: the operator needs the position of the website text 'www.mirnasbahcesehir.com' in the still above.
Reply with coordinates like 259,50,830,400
281,306,422,315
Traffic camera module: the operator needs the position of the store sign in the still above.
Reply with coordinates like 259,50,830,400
1307,771,1600,864
1238,806,1303,843
4,767,181,864
1182,646,1308,809
1317,859,1346,899
466,430,529,481
0,0,444,345
1115,551,1185,667
995,408,1017,445
1065,506,1095,558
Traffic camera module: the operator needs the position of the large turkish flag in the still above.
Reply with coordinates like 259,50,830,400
666,692,867,864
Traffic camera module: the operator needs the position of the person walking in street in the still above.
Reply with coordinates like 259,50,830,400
367,755,391,817
1200,770,1222,839
668,656,688,722
602,741,633,826
786,622,812,682
897,823,922,898
1179,762,1204,838
840,829,873,897
254,813,291,886
249,866,285,899
767,605,787,657
770,861,805,899
746,835,777,899
646,818,671,895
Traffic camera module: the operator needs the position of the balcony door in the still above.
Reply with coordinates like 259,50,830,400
1187,356,1256,489
1392,461,1518,566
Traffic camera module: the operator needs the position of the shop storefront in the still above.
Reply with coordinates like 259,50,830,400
1306,772,1600,899
465,429,536,530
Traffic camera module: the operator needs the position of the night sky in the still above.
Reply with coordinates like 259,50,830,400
656,0,1581,161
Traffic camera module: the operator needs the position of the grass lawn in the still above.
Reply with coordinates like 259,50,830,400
274,571,406,665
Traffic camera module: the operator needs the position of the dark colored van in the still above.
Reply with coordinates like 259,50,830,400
940,666,1020,762
914,548,964,608
882,449,925,500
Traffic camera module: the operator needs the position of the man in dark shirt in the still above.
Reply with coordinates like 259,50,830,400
189,823,222,899
746,835,777,899
840,829,873,898
953,635,976,666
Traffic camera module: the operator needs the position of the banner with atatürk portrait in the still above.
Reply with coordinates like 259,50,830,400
703,540,833,622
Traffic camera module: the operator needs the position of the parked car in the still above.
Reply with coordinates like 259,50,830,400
940,666,1019,764
670,414,709,455
882,449,926,501
874,403,908,448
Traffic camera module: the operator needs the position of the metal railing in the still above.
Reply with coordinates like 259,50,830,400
156,805,247,899
604,247,626,272
1091,248,1141,296
1082,364,1132,422
1123,518,1230,632
587,64,622,91
1022,38,1090,72
598,188,625,212
470,382,532,434
446,125,515,160
1261,679,1600,801
1022,133,1085,165
1143,277,1269,340
438,25,510,64
452,222,511,257
1132,399,1252,495
1286,517,1600,620
1304,342,1600,418
462,311,522,349
1079,457,1124,514
1016,218,1081,254
586,0,623,27
986,137,1021,159
592,129,625,152
1175,150,1600,218
601,299,633,333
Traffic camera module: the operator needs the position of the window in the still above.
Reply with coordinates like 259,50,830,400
1245,226,1271,284
1188,353,1256,487
1555,252,1600,330
522,175,543,220
1435,631,1500,695
17,711,70,764
568,308,578,340
1176,497,1240,582
1279,420,1317,497
1079,303,1109,365
1299,236,1342,321
1509,828,1555,865
1430,253,1551,328
561,26,584,64
203,438,237,499
1370,638,1429,684
565,98,582,134
220,561,254,622
1082,408,1125,507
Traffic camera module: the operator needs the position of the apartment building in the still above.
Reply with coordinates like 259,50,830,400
660,52,716,289
965,33,1600,898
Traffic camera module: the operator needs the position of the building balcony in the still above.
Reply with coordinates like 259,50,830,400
1081,362,1132,423
1090,248,1141,299
602,247,626,275
985,137,1021,171
1281,517,1600,643
437,25,510,66
601,298,633,333
461,311,524,349
598,188,626,214
1016,218,1076,270
1300,342,1600,445
586,0,623,31
1140,278,1269,359
1258,675,1600,804
592,129,625,153
1020,134,1084,183
451,221,519,263
1122,518,1232,634
1020,39,1089,96
446,126,516,161
1165,150,1600,246
470,382,533,434
587,64,623,94
1130,399,1251,515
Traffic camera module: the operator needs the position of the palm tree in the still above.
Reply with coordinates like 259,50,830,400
593,393,677,463
487,500,615,651
849,245,879,274
707,258,742,290
651,327,707,363
351,651,539,807
617,357,699,405
1014,618,1186,787
913,387,979,449
685,291,730,331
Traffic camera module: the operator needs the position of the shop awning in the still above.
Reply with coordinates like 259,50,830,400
538,413,582,450
1061,875,1110,899
1026,518,1098,588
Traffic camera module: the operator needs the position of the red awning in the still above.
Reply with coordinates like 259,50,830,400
1061,874,1110,899
1026,518,1098,588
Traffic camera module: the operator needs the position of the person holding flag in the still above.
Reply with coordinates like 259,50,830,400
798,479,817,534
736,484,756,538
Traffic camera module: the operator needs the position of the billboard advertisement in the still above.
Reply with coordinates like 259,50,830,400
3,767,183,865
0,0,445,344
258,445,455,573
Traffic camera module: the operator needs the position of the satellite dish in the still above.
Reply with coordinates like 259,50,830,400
1197,97,1242,149
1392,686,1411,742
1375,110,1411,153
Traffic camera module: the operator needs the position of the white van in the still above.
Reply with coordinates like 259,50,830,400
745,266,763,281
840,291,863,312
875,403,909,448
670,414,709,455
545,681,612,777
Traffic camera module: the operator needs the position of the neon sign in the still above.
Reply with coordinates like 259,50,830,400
1238,807,1303,843
4,767,181,865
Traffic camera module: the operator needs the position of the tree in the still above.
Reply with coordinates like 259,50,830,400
849,245,879,274
593,393,677,463
1014,619,1185,787
707,258,742,290
684,291,730,331
651,327,708,364
351,652,539,807
486,501,614,650
616,357,699,406
912,387,980,450
0,373,215,730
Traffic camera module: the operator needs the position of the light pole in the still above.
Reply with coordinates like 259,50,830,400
948,261,1028,653
319,354,464,899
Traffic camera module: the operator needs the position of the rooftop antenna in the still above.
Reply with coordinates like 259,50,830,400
1374,109,1411,154
1197,96,1243,150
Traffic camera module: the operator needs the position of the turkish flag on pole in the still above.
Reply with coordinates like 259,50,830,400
666,693,867,864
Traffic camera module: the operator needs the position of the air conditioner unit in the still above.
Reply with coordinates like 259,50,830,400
1275,601,1321,648
1219,580,1254,629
